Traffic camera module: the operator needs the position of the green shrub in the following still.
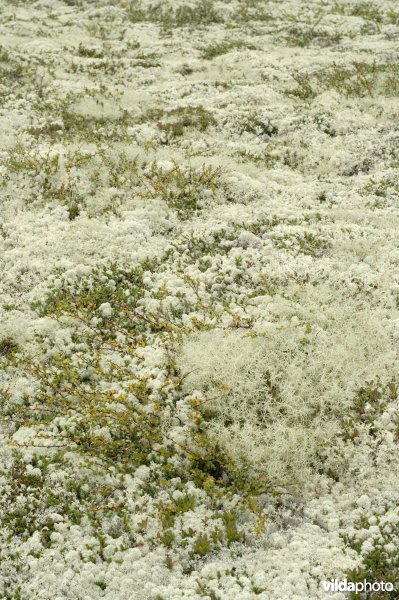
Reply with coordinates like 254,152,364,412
239,113,278,137
127,0,222,29
137,161,223,218
155,105,216,139
332,2,383,23
200,40,256,60
193,533,212,556
287,61,399,99
0,337,19,358
343,507,399,599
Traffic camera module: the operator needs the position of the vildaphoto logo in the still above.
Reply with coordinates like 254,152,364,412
321,579,394,593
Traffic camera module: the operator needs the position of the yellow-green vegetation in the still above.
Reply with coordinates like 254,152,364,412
137,161,224,218
344,509,399,600
238,113,278,138
0,260,271,582
200,40,256,60
5,142,90,218
154,106,217,139
0,337,19,358
332,2,384,22
4,140,224,218
271,231,332,257
288,61,399,99
284,25,343,48
1,0,399,595
342,381,399,442
127,0,222,29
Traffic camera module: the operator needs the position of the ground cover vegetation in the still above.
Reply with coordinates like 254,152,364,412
0,0,399,597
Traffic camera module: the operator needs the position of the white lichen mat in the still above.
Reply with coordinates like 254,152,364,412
0,0,399,598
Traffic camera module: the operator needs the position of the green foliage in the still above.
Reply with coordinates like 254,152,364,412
236,139,302,170
155,105,216,139
288,61,399,99
0,448,148,566
332,2,383,23
5,142,90,213
138,161,223,219
318,61,399,96
7,354,167,470
233,0,274,23
222,511,243,544
0,45,10,63
27,99,132,143
286,72,317,100
239,114,278,138
271,231,331,257
0,45,43,100
200,40,256,60
193,533,212,556
5,140,135,215
362,175,399,208
347,554,398,599
284,25,342,48
0,260,269,559
342,380,398,442
6,140,224,218
0,60,27,89
343,510,399,599
387,9,399,25
76,43,104,59
174,494,196,513
0,337,19,358
38,260,158,322
127,0,222,29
